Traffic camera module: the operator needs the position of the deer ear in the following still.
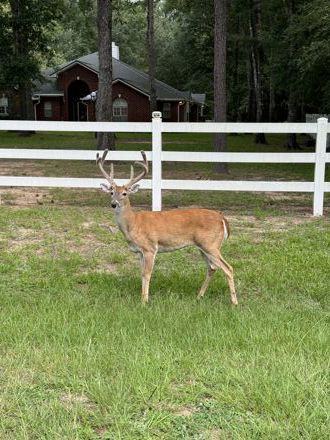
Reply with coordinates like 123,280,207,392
100,183,112,193
128,184,140,194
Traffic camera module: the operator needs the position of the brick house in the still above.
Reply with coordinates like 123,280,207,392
31,50,206,123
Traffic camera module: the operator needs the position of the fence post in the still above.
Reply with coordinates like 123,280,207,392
313,117,328,216
152,111,162,211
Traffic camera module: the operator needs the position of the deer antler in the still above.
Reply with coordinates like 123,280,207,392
127,151,148,188
96,149,114,186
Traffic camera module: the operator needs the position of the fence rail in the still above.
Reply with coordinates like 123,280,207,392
0,113,329,216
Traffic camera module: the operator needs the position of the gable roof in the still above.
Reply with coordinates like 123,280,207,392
32,69,64,97
33,52,205,104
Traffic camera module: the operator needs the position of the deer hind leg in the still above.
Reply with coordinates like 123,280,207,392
198,251,216,298
202,248,238,305
140,251,156,304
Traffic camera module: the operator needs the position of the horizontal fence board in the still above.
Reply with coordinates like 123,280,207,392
161,180,315,192
2,120,330,134
0,176,319,193
162,122,320,134
0,120,152,133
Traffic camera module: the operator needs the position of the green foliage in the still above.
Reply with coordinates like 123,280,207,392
113,0,148,71
47,0,97,65
1,0,330,119
158,0,214,99
0,0,64,87
161,0,330,118
290,0,330,111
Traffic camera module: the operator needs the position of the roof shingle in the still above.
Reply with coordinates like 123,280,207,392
33,52,205,104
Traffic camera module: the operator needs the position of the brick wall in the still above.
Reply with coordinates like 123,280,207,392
57,65,98,120
57,67,152,122
113,81,150,121
37,65,201,122
36,97,63,121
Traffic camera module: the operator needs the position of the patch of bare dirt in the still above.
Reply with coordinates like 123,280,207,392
173,405,197,417
60,392,96,410
227,214,318,234
0,160,44,177
10,227,45,250
94,427,110,437
200,428,231,439
0,188,51,206
80,262,120,275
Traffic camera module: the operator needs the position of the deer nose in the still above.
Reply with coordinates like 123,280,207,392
111,203,117,208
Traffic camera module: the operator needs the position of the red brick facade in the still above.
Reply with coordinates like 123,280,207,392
35,96,63,121
57,65,98,121
35,63,199,122
113,81,150,121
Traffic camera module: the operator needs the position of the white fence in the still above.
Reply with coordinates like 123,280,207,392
0,113,329,216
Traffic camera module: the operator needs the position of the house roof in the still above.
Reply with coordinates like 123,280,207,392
33,52,205,105
32,69,64,97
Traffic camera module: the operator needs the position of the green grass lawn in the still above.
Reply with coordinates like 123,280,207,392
0,204,329,439
0,131,329,438
0,204,330,440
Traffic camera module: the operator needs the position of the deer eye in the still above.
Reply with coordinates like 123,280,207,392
110,190,114,195
122,192,127,196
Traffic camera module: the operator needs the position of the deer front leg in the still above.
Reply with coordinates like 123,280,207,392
140,251,156,304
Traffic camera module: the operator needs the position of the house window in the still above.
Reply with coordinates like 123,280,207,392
44,101,53,118
162,102,171,119
113,98,128,121
0,95,8,116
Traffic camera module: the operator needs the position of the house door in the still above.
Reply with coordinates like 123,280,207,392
68,80,90,121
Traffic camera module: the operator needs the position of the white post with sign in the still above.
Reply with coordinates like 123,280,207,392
313,117,328,216
152,111,162,211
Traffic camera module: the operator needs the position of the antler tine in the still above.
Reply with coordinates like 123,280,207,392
96,149,115,185
127,151,148,187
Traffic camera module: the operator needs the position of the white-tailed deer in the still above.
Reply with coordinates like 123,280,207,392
96,150,237,305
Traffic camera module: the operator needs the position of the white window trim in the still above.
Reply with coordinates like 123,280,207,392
113,98,128,121
163,102,171,119
44,101,53,118
0,95,9,116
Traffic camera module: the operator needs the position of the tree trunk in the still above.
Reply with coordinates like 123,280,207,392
18,84,35,136
287,88,300,149
249,0,267,144
10,0,33,135
214,0,228,174
268,73,275,122
285,0,300,149
96,0,115,150
246,57,255,121
147,0,157,115
232,14,241,122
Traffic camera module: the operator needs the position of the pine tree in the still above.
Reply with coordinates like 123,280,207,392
214,0,228,173
96,0,115,150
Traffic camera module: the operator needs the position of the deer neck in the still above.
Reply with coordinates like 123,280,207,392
114,200,136,238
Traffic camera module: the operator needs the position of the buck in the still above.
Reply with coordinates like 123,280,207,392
96,150,238,305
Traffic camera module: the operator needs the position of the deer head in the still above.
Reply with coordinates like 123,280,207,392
96,150,148,209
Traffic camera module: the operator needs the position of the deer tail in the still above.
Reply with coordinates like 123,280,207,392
222,216,230,240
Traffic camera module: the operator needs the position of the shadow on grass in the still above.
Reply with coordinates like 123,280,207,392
75,266,232,307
